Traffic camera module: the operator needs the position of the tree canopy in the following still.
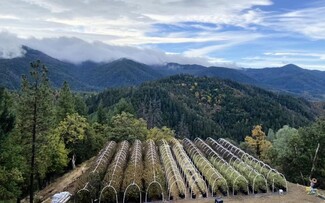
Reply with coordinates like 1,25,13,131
244,125,272,160
108,112,148,142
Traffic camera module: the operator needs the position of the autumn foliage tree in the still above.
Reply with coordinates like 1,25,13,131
245,125,272,160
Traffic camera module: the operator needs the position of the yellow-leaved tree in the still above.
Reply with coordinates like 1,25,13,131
245,125,272,160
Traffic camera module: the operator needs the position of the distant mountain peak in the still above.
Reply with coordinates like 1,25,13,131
115,57,136,63
113,58,148,66
115,57,130,61
166,63,206,70
21,45,59,61
281,64,301,70
21,45,42,55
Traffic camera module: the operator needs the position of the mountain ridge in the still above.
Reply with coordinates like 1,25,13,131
242,64,325,100
0,46,324,100
0,46,93,90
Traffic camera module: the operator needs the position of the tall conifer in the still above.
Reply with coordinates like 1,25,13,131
16,60,55,203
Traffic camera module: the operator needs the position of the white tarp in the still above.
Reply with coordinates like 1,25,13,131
51,191,72,203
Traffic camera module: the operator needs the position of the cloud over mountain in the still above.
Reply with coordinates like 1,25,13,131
1,0,325,69
0,31,238,67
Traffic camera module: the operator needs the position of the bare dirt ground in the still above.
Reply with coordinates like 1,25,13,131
30,161,324,203
175,183,324,203
23,157,94,203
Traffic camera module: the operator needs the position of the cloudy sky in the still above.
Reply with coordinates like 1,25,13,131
1,0,325,70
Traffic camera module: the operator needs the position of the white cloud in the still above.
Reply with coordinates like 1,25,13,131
0,0,272,69
264,52,325,60
259,5,325,39
0,31,26,58
2,0,325,70
20,0,68,13
0,0,271,45
0,31,235,67
184,33,263,57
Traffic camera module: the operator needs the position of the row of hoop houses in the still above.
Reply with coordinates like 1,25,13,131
74,137,287,203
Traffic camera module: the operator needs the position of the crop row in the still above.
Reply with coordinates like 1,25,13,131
218,138,287,191
74,137,287,202
159,139,186,200
143,140,166,201
76,141,117,202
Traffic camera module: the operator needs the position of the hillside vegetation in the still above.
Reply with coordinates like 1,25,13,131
87,75,318,141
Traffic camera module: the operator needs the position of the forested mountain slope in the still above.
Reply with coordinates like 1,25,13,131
242,64,325,100
83,58,162,88
0,46,92,90
87,75,318,141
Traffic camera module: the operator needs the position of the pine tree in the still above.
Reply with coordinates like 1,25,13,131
0,88,15,141
177,114,190,138
267,128,275,141
16,60,55,203
137,101,147,120
56,81,75,122
112,98,135,115
136,98,163,129
74,94,88,116
0,88,25,201
97,99,106,124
